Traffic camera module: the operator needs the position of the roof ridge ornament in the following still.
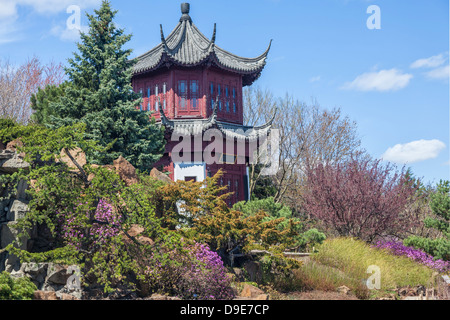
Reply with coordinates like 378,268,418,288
207,23,216,53
210,95,219,122
160,24,168,51
180,3,191,22
253,107,277,130
211,23,216,45
158,98,174,128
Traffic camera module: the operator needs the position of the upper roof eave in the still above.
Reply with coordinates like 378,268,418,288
132,4,271,84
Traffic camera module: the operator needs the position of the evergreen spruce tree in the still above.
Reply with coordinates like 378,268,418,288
49,1,165,171
30,82,69,125
405,180,450,261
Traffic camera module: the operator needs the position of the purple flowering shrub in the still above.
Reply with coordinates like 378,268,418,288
176,243,235,300
374,240,450,273
143,242,235,300
59,200,121,249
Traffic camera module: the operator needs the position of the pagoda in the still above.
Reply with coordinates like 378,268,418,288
131,3,273,205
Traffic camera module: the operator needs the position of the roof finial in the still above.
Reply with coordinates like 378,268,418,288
211,23,216,45
160,24,168,49
180,3,191,21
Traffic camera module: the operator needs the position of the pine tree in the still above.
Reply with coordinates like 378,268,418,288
405,180,450,261
48,1,165,171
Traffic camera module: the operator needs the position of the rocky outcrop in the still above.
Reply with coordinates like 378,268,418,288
57,147,87,171
33,290,80,300
148,294,181,300
235,283,269,300
0,145,31,273
11,262,83,300
150,168,173,184
0,149,29,174
113,156,139,186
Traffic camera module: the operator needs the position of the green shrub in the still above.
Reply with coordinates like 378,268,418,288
405,180,450,261
233,198,326,251
258,253,302,291
0,118,19,144
0,272,37,300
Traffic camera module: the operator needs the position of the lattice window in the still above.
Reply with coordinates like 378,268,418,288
178,80,187,110
190,80,199,110
139,88,144,111
147,87,151,111
162,82,167,109
154,84,159,111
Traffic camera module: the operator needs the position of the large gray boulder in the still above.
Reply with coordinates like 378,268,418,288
0,222,28,272
0,153,29,174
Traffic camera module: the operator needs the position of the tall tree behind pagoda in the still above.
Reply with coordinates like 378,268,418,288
49,0,165,171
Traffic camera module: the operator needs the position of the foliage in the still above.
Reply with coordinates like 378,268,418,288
44,0,165,172
58,199,122,250
404,180,450,261
176,243,235,300
0,121,176,294
160,172,291,259
303,157,418,242
233,197,326,251
312,238,436,292
243,87,364,208
30,81,70,125
0,272,37,300
250,164,277,200
293,261,370,299
257,253,302,291
373,240,449,273
0,120,240,297
234,197,293,219
0,118,19,143
401,169,441,239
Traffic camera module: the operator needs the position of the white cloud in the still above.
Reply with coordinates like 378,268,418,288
425,65,450,80
342,68,413,92
0,0,100,16
0,0,99,44
382,139,446,164
0,15,21,44
410,54,447,69
309,76,321,83
0,0,18,19
50,24,88,42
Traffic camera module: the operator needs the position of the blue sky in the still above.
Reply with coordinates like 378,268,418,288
0,0,449,185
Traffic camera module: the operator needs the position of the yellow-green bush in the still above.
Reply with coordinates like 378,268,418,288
312,238,436,291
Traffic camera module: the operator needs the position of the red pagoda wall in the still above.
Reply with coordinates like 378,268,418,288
133,66,251,205
132,66,243,124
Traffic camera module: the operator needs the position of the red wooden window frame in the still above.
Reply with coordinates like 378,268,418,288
176,79,201,115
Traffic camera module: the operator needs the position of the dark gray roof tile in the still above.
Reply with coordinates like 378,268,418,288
133,4,270,86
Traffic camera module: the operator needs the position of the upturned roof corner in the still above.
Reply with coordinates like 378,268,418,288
133,3,271,87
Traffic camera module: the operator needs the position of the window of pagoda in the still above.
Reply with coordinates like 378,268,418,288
137,78,169,114
207,72,241,123
174,76,202,116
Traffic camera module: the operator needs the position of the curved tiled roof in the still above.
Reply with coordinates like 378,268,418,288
133,3,271,86
158,99,276,141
